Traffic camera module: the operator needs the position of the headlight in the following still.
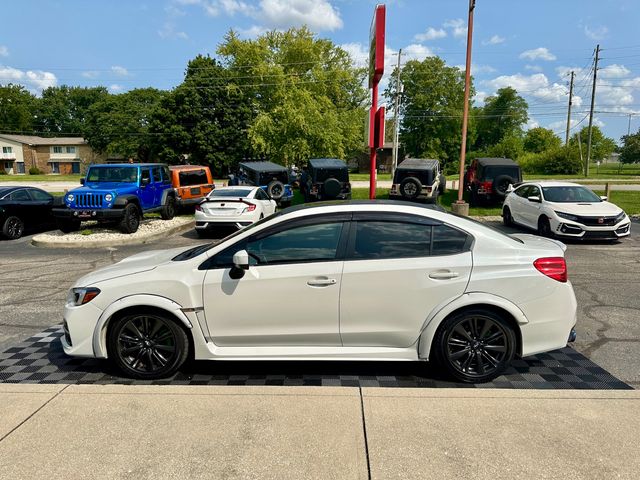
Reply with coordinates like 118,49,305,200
105,194,113,202
67,194,74,202
67,287,101,306
555,211,579,222
615,211,627,222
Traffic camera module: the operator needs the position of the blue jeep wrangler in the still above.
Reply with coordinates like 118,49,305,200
53,163,177,234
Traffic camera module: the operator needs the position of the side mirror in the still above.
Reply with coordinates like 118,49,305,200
232,250,250,270
80,178,85,185
527,195,541,203
600,195,608,201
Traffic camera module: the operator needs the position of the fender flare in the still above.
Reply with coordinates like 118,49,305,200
160,187,176,205
417,292,528,360
92,294,193,358
113,195,140,208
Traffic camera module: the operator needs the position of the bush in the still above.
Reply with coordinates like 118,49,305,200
517,146,582,175
28,166,42,175
0,169,7,175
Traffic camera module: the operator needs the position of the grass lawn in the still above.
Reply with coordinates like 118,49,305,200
349,173,392,182
0,174,84,182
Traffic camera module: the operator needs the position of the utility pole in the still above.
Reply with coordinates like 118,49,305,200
391,49,402,179
565,71,575,145
585,44,600,177
628,113,632,136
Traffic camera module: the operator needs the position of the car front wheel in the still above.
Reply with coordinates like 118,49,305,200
119,203,140,234
107,311,189,379
538,216,553,238
2,216,25,239
433,309,516,383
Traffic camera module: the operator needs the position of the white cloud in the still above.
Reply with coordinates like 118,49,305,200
584,24,608,40
519,47,556,61
403,44,435,60
414,27,446,42
108,84,124,93
473,91,488,105
0,65,57,92
0,46,8,57
484,72,583,107
82,71,100,79
237,25,270,38
111,66,130,77
340,42,368,69
220,0,254,16
482,35,505,46
25,71,57,90
455,63,496,75
599,64,630,79
444,18,466,38
158,22,189,39
525,64,543,72
258,0,343,31
525,118,539,130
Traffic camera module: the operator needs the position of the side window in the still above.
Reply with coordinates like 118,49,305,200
350,221,431,260
529,186,540,197
10,189,31,201
152,167,162,183
163,166,172,184
432,225,471,256
255,189,268,201
141,169,151,184
28,189,52,201
247,222,344,265
515,186,530,198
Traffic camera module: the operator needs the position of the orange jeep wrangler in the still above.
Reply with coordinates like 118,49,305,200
169,165,214,207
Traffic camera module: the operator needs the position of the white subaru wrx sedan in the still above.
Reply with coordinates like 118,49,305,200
63,201,577,383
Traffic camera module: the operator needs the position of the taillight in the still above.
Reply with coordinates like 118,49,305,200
481,181,493,191
245,204,256,212
534,257,567,283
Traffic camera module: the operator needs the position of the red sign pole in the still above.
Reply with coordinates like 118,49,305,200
368,4,385,200
369,85,378,199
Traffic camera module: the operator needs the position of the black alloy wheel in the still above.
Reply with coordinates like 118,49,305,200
434,309,516,383
2,216,25,240
503,207,513,227
119,203,140,234
108,312,189,379
538,216,553,238
161,196,176,220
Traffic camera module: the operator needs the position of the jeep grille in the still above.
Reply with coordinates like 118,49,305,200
75,193,104,208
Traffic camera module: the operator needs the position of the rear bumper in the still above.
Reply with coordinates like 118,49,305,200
52,207,124,220
177,197,203,206
195,220,252,230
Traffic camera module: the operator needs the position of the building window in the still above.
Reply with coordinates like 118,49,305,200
4,161,12,170
72,162,80,174
66,146,76,154
2,146,13,154
53,146,63,154
16,162,25,174
51,162,60,174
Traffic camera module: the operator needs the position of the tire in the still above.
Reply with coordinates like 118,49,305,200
432,308,517,383
537,216,553,238
118,203,140,234
267,181,285,201
323,178,342,199
57,219,81,234
493,175,516,198
438,174,447,194
400,177,422,199
2,216,24,240
502,206,513,227
160,196,176,220
107,311,189,380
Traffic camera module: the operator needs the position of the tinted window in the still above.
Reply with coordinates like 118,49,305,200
210,188,253,198
515,185,531,198
483,165,520,180
247,222,343,265
87,167,137,183
255,189,269,200
351,221,431,260
29,189,52,201
542,186,602,203
432,225,470,255
529,185,540,197
162,166,171,184
10,189,31,201
179,169,208,187
152,167,162,183
258,171,288,185
141,169,151,183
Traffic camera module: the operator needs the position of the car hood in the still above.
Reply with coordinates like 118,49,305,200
73,246,187,287
71,183,138,194
547,201,624,216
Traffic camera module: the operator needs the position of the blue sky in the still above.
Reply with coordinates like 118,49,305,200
1,0,639,142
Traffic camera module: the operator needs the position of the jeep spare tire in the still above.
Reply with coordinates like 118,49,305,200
400,177,422,199
323,178,342,199
493,175,515,198
267,181,285,200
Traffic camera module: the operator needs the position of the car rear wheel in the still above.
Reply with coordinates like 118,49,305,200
107,312,189,379
161,196,176,220
503,207,513,227
2,216,24,239
400,177,422,199
537,216,553,238
433,309,516,383
119,203,140,234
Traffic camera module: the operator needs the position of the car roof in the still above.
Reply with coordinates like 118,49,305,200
475,157,518,166
169,165,210,171
519,181,584,188
308,158,347,169
92,163,167,168
238,161,286,172
397,158,439,170
282,199,446,215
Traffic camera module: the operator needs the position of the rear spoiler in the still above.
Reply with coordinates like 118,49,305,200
200,197,253,204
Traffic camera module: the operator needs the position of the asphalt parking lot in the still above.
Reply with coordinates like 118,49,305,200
0,221,638,387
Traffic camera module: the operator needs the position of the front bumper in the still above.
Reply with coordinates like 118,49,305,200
53,207,125,220
551,217,631,240
62,301,104,357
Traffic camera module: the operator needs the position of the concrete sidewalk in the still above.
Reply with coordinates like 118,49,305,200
1,385,639,479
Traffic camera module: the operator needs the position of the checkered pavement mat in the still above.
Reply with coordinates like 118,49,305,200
0,325,632,389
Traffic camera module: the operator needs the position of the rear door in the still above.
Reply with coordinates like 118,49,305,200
339,213,473,347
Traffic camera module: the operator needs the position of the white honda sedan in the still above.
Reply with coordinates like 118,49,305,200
195,186,277,236
502,181,630,240
62,201,577,383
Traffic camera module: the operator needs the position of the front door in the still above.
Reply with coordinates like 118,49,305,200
520,185,543,228
339,214,473,348
202,217,348,346
139,168,155,209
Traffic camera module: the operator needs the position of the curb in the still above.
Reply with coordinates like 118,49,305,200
31,219,195,249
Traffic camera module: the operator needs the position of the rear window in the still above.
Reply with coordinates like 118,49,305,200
313,168,349,183
482,165,521,181
210,189,253,198
179,169,209,187
258,171,288,185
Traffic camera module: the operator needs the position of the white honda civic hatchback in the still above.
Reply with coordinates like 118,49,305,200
63,201,577,383
502,181,630,240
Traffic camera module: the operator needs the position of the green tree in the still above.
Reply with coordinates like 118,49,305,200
486,133,524,160
569,126,616,161
386,57,471,166
35,86,109,135
475,87,528,150
619,130,640,166
0,84,36,133
218,27,367,165
84,88,167,160
523,127,561,153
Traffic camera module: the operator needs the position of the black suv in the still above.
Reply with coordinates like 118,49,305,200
229,161,294,207
464,157,522,206
300,158,351,202
389,158,446,203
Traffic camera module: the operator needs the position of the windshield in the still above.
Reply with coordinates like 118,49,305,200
209,188,253,198
86,167,138,183
542,186,602,203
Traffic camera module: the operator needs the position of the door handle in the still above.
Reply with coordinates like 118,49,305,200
429,271,460,280
307,278,337,287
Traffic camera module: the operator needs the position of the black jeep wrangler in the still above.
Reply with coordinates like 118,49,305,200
230,161,294,207
300,158,351,202
389,158,446,203
464,157,522,206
